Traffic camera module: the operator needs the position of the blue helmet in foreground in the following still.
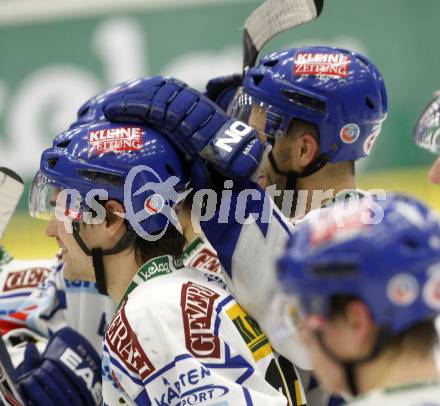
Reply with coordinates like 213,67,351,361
229,46,388,163
29,120,189,240
277,194,440,335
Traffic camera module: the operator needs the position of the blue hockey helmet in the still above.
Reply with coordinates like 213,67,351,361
70,76,167,129
277,193,440,335
228,46,388,163
29,119,189,240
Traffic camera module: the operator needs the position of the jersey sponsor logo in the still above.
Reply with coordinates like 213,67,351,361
187,248,221,274
294,52,350,78
214,121,253,153
3,267,50,292
387,273,419,306
226,303,272,362
88,127,142,153
105,303,155,380
153,364,228,406
60,348,102,404
340,123,360,144
181,282,221,358
137,256,173,282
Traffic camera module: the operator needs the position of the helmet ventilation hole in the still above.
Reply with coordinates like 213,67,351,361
47,158,58,168
402,236,421,251
56,140,71,148
263,59,279,67
251,74,264,86
365,96,375,110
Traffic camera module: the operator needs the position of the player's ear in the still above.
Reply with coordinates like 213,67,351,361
103,200,126,238
295,133,319,169
344,300,377,356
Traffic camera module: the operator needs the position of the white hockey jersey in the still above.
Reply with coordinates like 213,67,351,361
200,186,371,370
102,253,306,406
0,248,116,363
345,380,440,406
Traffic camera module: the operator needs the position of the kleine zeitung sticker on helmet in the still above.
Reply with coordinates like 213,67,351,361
145,194,165,215
340,123,360,144
88,127,143,154
422,268,440,311
386,273,419,306
294,53,351,78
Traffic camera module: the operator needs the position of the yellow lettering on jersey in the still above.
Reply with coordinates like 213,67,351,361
226,303,272,361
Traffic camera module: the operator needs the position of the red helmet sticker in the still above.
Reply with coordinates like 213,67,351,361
88,127,142,154
340,123,360,144
145,194,165,214
294,53,351,78
387,273,419,306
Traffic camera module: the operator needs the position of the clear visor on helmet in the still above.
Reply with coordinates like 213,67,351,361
29,171,81,221
413,93,440,154
227,87,288,140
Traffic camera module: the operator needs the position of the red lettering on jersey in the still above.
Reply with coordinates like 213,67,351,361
3,268,50,292
105,303,155,380
189,248,221,273
181,282,220,358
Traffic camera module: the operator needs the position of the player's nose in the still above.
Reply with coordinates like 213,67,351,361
428,157,440,185
45,215,58,238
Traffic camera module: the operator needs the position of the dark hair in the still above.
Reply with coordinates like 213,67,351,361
329,295,437,357
94,198,185,266
133,225,186,266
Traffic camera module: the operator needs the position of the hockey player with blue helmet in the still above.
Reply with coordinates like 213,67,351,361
28,99,307,405
226,46,387,214
276,194,440,404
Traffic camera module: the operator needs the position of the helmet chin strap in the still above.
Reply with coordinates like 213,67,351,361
315,327,392,397
71,221,136,295
267,149,329,214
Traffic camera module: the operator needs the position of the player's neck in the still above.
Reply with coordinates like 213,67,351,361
179,208,200,248
356,347,439,395
104,249,140,304
297,166,356,215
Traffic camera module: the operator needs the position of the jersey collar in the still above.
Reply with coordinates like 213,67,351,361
119,254,183,308
181,236,205,262
321,188,366,208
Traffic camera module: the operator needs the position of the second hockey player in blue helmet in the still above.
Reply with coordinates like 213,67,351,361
227,46,387,214
275,193,440,404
